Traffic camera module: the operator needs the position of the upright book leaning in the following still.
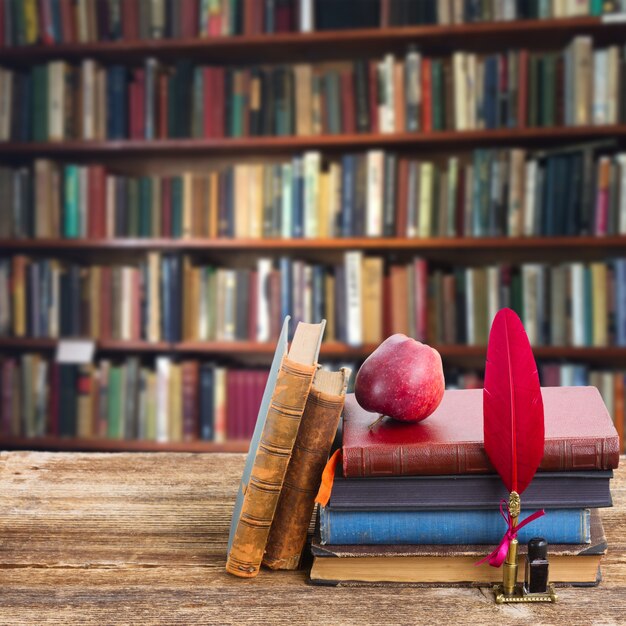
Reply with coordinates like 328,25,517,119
226,316,325,578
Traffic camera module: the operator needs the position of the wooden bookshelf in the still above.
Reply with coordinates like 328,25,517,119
1,125,625,156
2,235,626,253
2,337,625,364
3,14,626,453
0,17,623,66
0,435,249,453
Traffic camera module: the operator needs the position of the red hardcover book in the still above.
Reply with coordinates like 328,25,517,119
243,0,255,35
341,69,356,134
226,369,238,440
595,158,610,236
161,177,172,236
48,362,59,436
395,157,408,237
421,58,432,132
275,1,293,32
158,73,168,139
1,358,14,435
181,361,199,441
203,67,214,137
39,0,55,44
213,67,225,138
181,0,198,38
208,10,221,35
88,165,106,238
59,0,75,43
517,49,528,128
342,387,621,478
368,60,378,134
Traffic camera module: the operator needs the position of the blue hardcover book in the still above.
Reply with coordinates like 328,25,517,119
616,259,626,346
292,157,304,238
319,508,591,546
199,364,214,441
484,56,498,130
341,155,355,237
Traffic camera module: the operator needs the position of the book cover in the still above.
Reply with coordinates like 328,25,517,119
319,507,591,545
342,387,620,478
264,366,350,570
226,318,324,578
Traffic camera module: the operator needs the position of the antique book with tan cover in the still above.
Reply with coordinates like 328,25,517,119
263,366,350,570
225,319,325,578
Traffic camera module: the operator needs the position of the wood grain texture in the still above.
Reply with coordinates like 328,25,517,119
0,452,624,625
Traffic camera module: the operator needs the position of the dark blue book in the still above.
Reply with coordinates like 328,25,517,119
484,56,498,129
319,508,592,545
50,0,62,43
311,265,325,324
59,365,78,437
160,256,172,341
341,154,356,237
199,364,214,441
542,157,556,236
169,255,182,342
292,158,304,238
107,66,128,139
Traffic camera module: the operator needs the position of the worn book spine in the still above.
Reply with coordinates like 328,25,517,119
263,368,349,570
225,356,316,578
319,508,591,546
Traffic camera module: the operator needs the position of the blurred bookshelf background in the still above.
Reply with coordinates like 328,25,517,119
1,0,626,452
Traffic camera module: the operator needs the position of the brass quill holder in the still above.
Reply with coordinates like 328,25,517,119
492,492,557,604
481,309,558,605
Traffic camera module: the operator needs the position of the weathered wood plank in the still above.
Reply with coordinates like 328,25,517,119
0,452,624,625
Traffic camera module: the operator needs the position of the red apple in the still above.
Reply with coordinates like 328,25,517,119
354,334,445,423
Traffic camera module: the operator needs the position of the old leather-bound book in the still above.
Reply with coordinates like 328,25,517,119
225,319,325,578
342,387,620,478
263,366,350,570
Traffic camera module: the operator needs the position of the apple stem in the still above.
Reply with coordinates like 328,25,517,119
368,414,386,431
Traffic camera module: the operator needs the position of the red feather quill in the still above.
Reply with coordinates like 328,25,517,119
483,308,544,495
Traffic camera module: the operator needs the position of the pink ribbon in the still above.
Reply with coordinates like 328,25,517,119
475,499,545,568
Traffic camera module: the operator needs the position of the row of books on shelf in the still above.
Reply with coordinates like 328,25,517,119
2,36,625,142
3,145,626,240
1,356,624,451
2,254,626,348
2,0,619,48
0,355,269,441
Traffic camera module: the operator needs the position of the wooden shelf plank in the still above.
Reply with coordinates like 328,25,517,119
1,337,626,362
0,436,250,453
2,235,626,252
1,125,625,156
0,17,620,65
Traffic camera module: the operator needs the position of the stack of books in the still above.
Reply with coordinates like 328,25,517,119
310,386,620,586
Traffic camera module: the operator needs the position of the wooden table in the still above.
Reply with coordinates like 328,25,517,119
0,452,624,625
